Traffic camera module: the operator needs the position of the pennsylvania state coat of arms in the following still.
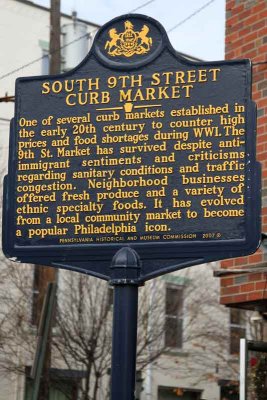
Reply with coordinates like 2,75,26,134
105,20,153,57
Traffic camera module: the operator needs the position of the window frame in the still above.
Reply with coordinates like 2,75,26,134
229,308,246,355
165,283,184,349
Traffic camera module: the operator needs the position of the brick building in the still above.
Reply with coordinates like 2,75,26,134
220,1,267,315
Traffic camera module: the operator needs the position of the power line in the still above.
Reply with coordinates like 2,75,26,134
0,30,91,81
168,0,216,33
0,0,156,82
1,0,221,80
0,5,265,83
130,0,155,13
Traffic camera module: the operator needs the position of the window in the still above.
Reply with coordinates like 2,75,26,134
158,385,202,400
165,285,183,348
24,367,83,400
219,380,239,400
107,286,114,309
230,308,246,355
39,40,49,75
41,49,49,75
31,266,41,326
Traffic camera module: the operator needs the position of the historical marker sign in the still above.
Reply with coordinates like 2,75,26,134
2,14,261,280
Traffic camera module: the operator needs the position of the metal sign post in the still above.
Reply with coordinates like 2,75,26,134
110,248,141,400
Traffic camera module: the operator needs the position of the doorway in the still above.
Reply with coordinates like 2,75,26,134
158,385,202,400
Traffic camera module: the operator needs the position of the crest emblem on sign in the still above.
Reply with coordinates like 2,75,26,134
105,20,153,57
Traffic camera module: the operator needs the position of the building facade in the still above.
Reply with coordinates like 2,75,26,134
218,2,267,398
0,0,99,171
219,0,267,321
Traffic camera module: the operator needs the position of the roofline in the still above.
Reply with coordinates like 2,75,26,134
13,1,201,61
13,0,101,28
176,50,203,62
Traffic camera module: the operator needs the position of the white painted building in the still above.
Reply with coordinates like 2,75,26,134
0,2,249,400
140,263,242,400
0,0,99,171
0,2,99,399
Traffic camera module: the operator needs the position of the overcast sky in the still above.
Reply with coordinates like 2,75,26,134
33,0,226,61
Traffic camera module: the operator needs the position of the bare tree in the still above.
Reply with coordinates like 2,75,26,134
0,253,167,399
0,259,35,377
53,271,166,400
150,264,257,395
0,248,256,400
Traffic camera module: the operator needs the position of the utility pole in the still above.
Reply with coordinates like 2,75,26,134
35,2,61,399
50,0,61,75
31,283,57,400
35,268,56,400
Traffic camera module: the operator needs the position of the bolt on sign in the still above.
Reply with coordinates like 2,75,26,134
2,14,261,281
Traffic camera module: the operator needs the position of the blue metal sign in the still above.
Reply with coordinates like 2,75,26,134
2,14,261,281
